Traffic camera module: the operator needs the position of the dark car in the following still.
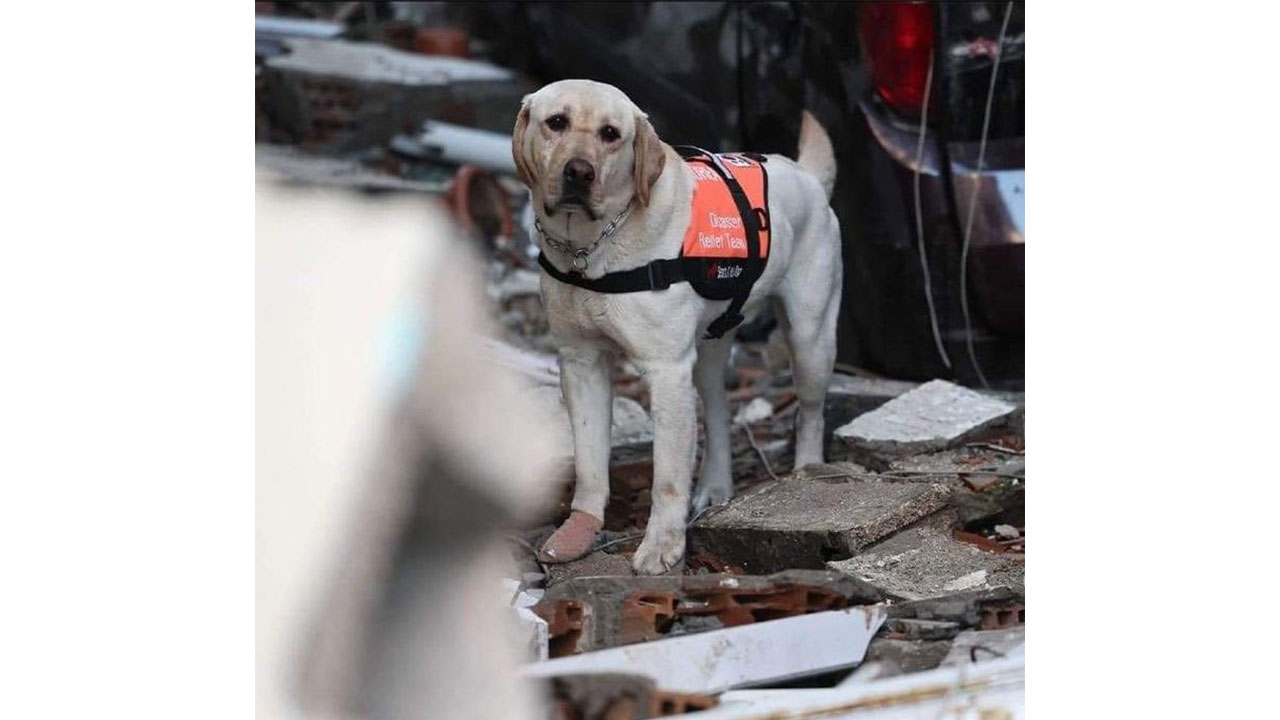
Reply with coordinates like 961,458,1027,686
842,1,1024,388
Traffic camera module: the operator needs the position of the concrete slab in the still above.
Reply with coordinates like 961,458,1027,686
823,374,918,459
689,478,951,574
826,512,1024,600
835,380,1017,463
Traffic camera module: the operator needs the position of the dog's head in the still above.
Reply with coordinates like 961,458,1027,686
512,79,666,221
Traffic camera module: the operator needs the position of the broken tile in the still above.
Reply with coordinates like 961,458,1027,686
834,379,1016,464
689,478,951,574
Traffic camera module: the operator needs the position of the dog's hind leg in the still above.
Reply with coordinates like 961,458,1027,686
779,240,842,469
692,334,735,512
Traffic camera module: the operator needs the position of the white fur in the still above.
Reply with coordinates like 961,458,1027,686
516,80,843,574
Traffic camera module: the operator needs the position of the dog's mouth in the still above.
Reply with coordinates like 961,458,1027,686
546,196,598,221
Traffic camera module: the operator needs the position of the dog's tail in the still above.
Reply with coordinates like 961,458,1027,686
796,110,836,200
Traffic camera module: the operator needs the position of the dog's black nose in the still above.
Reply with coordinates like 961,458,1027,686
563,158,595,187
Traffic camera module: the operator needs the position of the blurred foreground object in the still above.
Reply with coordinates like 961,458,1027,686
256,180,558,718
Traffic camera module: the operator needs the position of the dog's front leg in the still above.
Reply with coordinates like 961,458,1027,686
539,346,612,563
632,357,697,574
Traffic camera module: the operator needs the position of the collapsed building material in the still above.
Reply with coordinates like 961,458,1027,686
535,570,883,655
849,637,955,682
823,374,917,457
505,580,550,662
886,587,1024,630
826,511,1025,600
834,379,1017,467
881,618,961,641
260,38,526,151
689,477,951,573
691,647,1024,719
523,606,888,694
546,673,717,720
532,600,589,658
941,627,1026,666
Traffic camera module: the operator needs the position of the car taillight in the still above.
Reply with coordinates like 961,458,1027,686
857,1,936,120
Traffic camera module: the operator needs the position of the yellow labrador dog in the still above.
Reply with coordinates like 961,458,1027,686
513,79,841,574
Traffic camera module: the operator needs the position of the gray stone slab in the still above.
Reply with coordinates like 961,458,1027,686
826,512,1024,601
823,375,918,458
688,478,951,574
834,379,1016,461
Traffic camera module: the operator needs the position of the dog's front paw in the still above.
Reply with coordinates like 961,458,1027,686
631,527,685,575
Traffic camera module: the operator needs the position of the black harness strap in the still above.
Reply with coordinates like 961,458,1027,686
537,252,686,293
536,147,768,340
677,147,765,338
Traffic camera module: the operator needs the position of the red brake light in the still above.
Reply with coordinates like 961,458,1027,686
857,1,936,119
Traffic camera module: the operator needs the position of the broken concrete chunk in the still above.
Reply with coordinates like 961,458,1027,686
733,397,775,426
825,511,1024,601
261,38,525,151
689,479,951,574
823,374,919,458
546,673,717,720
887,587,1023,630
846,637,953,681
834,379,1016,462
882,618,961,641
994,524,1021,539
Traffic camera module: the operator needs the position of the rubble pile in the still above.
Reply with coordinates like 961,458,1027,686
255,9,1024,716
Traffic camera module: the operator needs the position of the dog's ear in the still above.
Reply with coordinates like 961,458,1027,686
632,113,666,208
512,96,536,187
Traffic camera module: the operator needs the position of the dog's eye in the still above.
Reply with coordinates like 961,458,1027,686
598,125,620,143
546,114,569,132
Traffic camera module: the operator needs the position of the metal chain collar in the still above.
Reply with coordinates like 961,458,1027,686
534,203,633,271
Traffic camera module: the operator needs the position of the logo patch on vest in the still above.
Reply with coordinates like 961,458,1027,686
707,262,744,280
